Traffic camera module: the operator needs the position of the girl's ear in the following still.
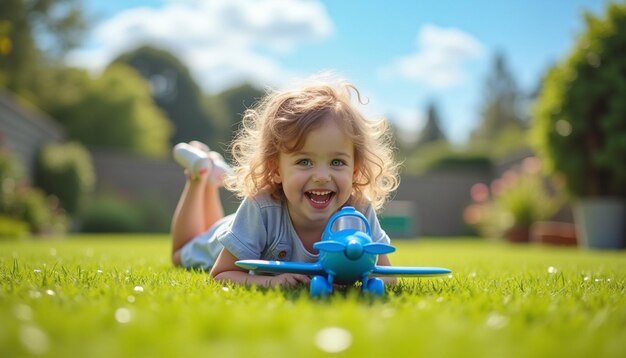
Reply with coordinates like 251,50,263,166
352,163,359,181
270,160,282,184
273,171,282,184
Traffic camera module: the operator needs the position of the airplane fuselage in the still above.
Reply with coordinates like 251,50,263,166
318,230,377,284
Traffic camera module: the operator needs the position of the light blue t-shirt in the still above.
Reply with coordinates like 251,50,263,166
180,192,390,271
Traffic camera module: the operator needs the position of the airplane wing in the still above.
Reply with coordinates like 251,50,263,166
372,265,451,277
236,259,326,276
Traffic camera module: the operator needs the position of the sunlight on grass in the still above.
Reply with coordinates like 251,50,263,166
1,235,625,358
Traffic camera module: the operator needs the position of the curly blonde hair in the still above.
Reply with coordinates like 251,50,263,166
224,78,400,211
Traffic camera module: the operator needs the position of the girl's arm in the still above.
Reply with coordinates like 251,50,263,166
209,248,311,287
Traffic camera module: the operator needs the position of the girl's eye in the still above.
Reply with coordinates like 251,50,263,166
331,159,345,166
297,159,312,166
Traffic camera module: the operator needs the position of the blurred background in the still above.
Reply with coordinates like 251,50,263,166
1,0,624,248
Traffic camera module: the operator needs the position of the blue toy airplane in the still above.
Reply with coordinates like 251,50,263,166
236,206,452,297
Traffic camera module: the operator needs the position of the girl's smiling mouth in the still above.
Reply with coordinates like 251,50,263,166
305,190,335,208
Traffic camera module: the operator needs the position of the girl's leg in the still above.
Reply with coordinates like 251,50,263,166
203,181,224,232
202,151,228,229
170,142,228,266
171,175,208,265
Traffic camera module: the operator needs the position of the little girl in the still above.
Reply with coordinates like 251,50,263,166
170,77,400,287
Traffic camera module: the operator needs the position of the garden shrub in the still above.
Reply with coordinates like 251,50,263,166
406,141,492,174
0,215,29,239
36,142,95,214
80,192,171,233
134,194,172,233
12,187,68,234
464,157,564,239
0,150,67,235
80,192,144,233
0,149,24,182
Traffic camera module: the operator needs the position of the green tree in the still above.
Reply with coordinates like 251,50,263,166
0,0,87,98
113,46,216,147
470,52,527,153
205,83,264,152
415,101,447,148
50,64,173,158
386,116,411,161
532,3,626,197
36,65,91,113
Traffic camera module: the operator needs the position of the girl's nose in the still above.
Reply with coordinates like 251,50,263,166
313,170,331,183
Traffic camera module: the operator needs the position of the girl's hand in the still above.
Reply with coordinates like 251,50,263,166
268,273,311,287
211,249,310,288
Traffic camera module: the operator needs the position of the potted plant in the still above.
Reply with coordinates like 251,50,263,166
464,157,563,242
531,3,626,249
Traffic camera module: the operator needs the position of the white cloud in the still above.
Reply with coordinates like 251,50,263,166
379,24,485,89
65,0,333,93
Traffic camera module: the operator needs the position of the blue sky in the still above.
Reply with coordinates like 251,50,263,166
70,0,609,144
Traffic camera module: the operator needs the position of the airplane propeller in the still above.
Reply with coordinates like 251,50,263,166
314,240,396,259
314,241,345,252
362,243,396,255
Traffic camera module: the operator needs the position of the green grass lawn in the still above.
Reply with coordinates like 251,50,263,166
1,235,625,358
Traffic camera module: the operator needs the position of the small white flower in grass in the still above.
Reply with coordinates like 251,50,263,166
19,325,49,355
115,308,132,324
547,266,558,274
133,285,144,293
45,289,55,296
96,269,103,274
222,287,230,292
584,276,591,281
33,269,41,273
29,291,41,299
381,308,395,318
14,304,33,321
486,313,508,329
589,310,609,329
315,327,352,353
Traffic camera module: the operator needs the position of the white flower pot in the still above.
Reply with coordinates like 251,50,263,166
574,198,625,249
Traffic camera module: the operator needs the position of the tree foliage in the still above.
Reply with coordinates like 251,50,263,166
0,0,87,98
532,3,626,197
205,83,264,152
113,46,216,147
415,101,447,148
404,140,491,175
35,141,94,214
0,149,68,234
471,52,527,151
49,64,173,158
114,45,265,155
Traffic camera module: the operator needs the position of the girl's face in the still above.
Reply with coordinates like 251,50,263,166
273,117,356,231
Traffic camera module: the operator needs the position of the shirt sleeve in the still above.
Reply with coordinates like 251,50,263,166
363,204,391,244
216,197,269,260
